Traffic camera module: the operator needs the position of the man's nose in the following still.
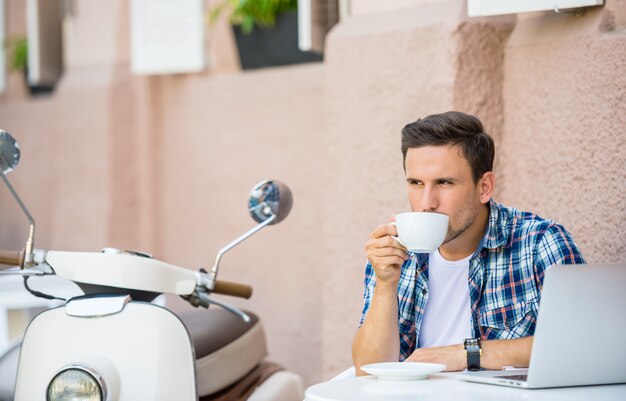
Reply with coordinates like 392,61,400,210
421,186,439,212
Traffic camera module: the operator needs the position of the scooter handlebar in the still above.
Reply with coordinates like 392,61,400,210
213,280,253,299
0,249,24,267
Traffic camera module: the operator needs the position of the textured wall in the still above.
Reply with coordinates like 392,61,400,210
152,65,327,384
498,5,626,262
453,14,515,197
0,86,112,252
350,0,446,15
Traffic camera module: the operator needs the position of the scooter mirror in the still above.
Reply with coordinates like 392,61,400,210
248,180,293,225
0,129,20,174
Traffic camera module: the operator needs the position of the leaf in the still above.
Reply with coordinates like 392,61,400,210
208,0,298,35
4,36,28,72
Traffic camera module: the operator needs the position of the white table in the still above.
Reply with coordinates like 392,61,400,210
305,373,626,401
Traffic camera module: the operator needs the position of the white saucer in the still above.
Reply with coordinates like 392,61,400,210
361,362,446,380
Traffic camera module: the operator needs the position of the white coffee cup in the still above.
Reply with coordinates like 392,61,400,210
391,212,449,253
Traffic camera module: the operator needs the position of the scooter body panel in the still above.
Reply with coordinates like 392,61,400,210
14,301,197,401
46,251,197,295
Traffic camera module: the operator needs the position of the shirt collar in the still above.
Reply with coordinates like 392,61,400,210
478,199,508,250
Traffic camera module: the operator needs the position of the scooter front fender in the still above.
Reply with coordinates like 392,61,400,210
14,302,196,401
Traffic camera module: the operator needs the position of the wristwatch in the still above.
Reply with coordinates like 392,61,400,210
464,338,482,371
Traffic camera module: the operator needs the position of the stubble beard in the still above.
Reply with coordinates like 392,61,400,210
441,198,480,247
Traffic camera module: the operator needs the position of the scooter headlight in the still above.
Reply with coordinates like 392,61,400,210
47,365,106,401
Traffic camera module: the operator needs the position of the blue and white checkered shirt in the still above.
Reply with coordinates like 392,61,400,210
359,200,586,361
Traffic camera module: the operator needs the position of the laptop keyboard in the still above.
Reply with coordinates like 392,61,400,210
495,374,528,382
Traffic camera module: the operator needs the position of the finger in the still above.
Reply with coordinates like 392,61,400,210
388,214,396,223
369,223,397,239
367,233,405,250
371,255,406,268
369,246,408,260
378,235,405,250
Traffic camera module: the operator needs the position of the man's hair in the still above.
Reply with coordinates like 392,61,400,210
401,111,495,183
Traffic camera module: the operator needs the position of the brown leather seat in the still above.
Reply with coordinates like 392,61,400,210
178,309,268,396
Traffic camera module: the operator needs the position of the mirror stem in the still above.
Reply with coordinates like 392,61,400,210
0,171,35,266
208,214,276,289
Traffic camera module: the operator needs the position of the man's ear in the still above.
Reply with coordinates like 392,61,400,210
479,172,495,204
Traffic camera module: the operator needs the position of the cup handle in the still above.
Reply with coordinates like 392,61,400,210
389,222,407,248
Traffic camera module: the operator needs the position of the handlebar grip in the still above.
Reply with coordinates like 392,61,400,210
0,249,24,267
213,280,253,299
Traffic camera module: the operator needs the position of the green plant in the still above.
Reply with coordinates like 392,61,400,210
210,0,297,34
4,36,28,72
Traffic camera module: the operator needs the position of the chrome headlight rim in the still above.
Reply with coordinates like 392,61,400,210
47,363,107,401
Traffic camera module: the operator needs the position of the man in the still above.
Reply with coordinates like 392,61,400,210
352,111,585,374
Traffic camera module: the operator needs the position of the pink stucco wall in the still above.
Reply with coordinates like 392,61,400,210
498,7,626,262
0,0,624,386
152,65,327,384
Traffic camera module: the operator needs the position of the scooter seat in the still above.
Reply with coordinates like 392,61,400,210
178,309,267,396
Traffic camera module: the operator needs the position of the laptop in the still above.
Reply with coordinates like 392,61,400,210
456,263,626,389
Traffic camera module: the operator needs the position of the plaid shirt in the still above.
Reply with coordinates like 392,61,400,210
359,200,585,361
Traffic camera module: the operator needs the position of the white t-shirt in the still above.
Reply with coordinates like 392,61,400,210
417,249,472,348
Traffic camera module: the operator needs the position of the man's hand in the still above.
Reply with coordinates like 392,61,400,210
405,344,466,371
405,337,534,371
365,220,408,284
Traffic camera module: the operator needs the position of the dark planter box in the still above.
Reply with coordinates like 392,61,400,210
23,68,55,96
233,11,323,70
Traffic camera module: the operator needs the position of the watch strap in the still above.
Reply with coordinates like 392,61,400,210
464,338,482,371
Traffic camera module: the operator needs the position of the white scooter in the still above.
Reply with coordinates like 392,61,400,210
0,130,304,401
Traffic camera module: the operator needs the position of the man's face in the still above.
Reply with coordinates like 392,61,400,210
404,145,486,245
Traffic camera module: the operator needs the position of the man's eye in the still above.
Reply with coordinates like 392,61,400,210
439,180,453,185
